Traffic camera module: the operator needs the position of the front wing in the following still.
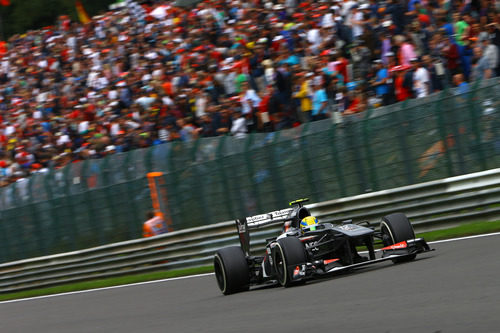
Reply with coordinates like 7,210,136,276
289,238,434,281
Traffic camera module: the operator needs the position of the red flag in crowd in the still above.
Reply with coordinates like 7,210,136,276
0,0,10,6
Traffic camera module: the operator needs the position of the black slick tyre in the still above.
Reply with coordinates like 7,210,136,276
214,246,249,295
380,213,417,263
272,237,307,287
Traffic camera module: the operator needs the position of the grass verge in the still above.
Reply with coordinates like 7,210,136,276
1,220,499,302
0,265,214,302
416,220,500,242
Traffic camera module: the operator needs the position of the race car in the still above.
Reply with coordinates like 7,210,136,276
214,198,433,295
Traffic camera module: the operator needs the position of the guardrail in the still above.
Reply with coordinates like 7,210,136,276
1,168,500,293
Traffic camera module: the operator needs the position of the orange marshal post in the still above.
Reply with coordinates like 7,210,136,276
147,172,173,231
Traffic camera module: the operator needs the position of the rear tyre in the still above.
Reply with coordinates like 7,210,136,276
380,213,417,263
214,246,250,295
272,237,307,287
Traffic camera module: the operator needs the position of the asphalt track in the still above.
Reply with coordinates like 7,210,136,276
1,234,500,333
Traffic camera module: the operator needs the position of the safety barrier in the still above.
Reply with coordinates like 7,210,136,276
1,168,499,293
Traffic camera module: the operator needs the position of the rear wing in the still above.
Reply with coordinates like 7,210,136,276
235,208,294,256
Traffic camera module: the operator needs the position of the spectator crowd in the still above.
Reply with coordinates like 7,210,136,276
0,0,499,186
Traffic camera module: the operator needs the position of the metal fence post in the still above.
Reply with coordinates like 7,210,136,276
190,139,211,223
227,140,246,218
81,160,104,245
11,182,28,259
215,136,236,219
101,156,121,244
0,187,11,262
434,91,454,177
62,166,78,250
43,169,61,254
27,177,45,255
443,90,467,174
169,141,188,225
244,133,263,214
344,116,369,193
328,122,346,197
362,107,379,191
393,101,415,185
123,150,141,238
300,122,320,202
467,81,488,170
144,146,153,173
268,131,287,206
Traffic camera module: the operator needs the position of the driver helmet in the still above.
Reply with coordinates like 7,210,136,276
300,216,318,231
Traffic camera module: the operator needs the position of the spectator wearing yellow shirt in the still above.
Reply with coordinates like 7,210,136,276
293,72,313,123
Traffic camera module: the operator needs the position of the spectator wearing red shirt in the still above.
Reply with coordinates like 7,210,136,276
442,35,461,77
0,0,496,189
393,66,412,102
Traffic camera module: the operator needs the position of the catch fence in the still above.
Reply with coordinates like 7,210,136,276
0,78,499,263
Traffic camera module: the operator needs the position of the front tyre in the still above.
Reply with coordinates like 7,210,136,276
380,213,417,263
214,246,250,295
272,237,307,287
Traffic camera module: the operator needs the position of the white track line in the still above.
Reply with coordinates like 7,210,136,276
2,231,500,305
0,273,214,305
427,231,500,244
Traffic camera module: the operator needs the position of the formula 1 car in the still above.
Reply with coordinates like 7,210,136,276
214,198,433,295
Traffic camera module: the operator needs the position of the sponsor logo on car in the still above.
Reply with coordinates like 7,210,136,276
323,258,340,265
337,224,361,231
381,241,408,250
246,209,292,223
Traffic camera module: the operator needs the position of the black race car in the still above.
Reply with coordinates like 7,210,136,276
214,198,433,295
